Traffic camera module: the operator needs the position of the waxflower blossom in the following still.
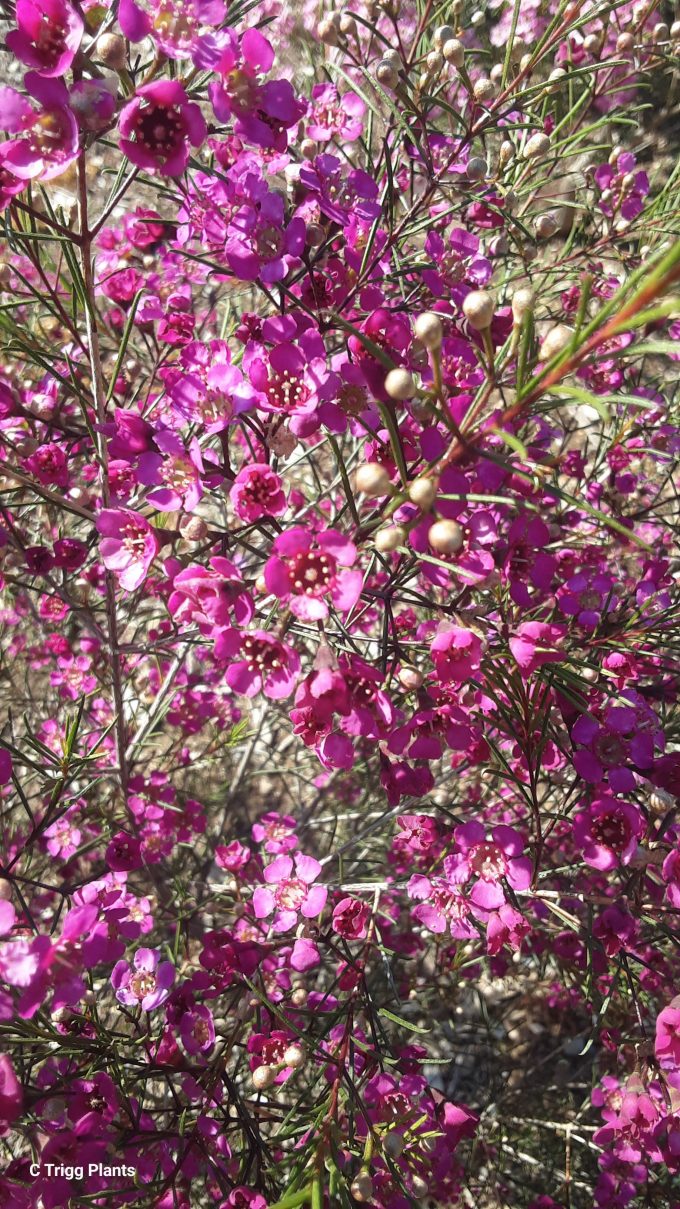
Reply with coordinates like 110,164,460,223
119,82,207,176
0,1055,22,1136
6,0,83,77
111,948,175,1010
306,85,366,143
119,0,226,60
96,509,160,592
0,73,79,181
445,822,533,910
252,854,327,932
332,897,370,940
230,463,287,523
264,528,363,621
572,795,644,870
221,629,301,700
431,626,483,684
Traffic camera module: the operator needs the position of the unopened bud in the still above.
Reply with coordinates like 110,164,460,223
96,33,126,70
300,138,317,159
179,515,208,542
408,476,437,511
428,519,464,553
398,666,423,690
535,211,558,239
318,16,339,44
434,24,455,46
291,987,308,1007
375,525,406,553
414,311,443,349
355,463,393,498
500,140,514,166
473,77,494,102
350,1172,374,1202
283,1044,305,1069
466,156,488,181
252,1065,276,1091
442,37,464,66
462,289,495,330
523,132,551,160
540,323,574,360
377,60,399,88
511,287,535,325
384,1130,405,1157
385,368,416,400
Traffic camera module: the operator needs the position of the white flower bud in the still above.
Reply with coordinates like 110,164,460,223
428,519,464,553
539,323,574,360
414,311,443,350
355,463,393,498
535,211,558,239
350,1173,374,1202
283,1044,305,1069
511,287,535,325
462,289,495,330
252,1065,276,1090
466,156,488,181
473,77,494,102
434,24,455,46
408,476,437,511
179,515,208,542
523,132,551,160
385,368,416,400
377,61,399,88
375,525,406,553
442,37,464,66
96,33,127,70
398,666,423,690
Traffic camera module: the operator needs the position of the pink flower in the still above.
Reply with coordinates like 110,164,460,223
431,626,483,684
332,897,370,940
446,822,532,910
119,81,207,176
407,876,476,937
222,630,300,700
0,749,11,786
306,84,366,143
252,812,298,855
96,508,160,592
486,904,530,955
230,463,287,523
169,557,254,635
252,854,327,932
180,1005,215,1054
0,1055,22,1136
264,527,363,621
656,1000,680,1070
509,621,566,674
573,795,644,871
119,0,226,60
0,74,79,181
6,0,83,77
111,948,175,1010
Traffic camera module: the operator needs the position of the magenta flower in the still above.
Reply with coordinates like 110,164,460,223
221,630,300,700
6,0,83,78
230,463,287,523
252,853,327,932
407,875,476,938
111,948,175,1010
0,74,79,181
0,1055,22,1137
168,557,254,635
655,1000,680,1070
571,690,664,791
137,433,204,512
119,0,226,60
180,1005,215,1054
306,84,366,144
446,822,532,910
557,570,617,628
97,508,160,592
509,621,566,675
431,626,483,684
264,527,363,621
251,812,298,855
573,795,644,871
332,897,370,940
119,81,207,176
486,904,530,955
299,154,380,227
